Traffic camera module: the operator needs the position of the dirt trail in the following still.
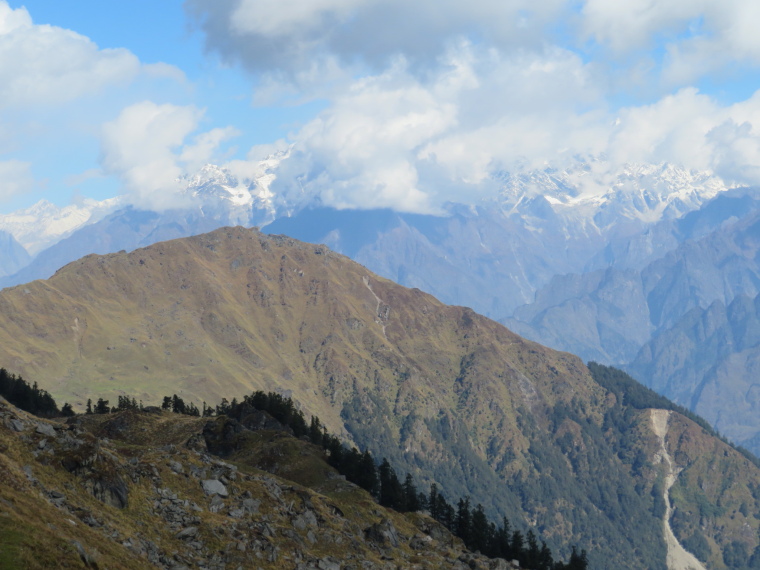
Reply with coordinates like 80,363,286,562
650,409,706,570
362,276,388,339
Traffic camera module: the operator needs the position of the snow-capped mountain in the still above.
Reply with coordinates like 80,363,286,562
178,148,290,228
496,162,731,231
0,197,123,256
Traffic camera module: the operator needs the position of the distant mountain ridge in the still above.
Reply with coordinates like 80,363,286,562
1,226,759,568
0,159,728,303
2,159,757,465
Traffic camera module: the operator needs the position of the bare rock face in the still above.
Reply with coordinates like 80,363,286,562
364,518,400,548
200,479,228,497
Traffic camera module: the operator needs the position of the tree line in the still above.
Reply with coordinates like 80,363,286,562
220,391,588,570
1,373,587,569
0,368,73,417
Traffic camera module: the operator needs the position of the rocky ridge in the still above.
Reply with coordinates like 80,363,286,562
0,395,516,569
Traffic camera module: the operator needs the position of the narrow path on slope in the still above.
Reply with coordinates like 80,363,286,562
650,409,706,570
362,276,388,340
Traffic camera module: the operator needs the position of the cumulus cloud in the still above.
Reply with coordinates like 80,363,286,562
0,159,33,201
254,45,760,213
0,1,178,108
581,0,760,85
186,0,568,78
264,44,611,212
100,102,238,210
178,0,760,215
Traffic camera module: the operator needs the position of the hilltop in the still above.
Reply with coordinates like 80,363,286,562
0,227,759,567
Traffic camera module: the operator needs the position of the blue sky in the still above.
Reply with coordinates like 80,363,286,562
2,0,760,215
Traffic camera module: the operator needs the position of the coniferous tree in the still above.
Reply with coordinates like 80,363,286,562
402,473,421,512
439,499,455,531
538,542,554,570
0,370,59,417
494,516,512,559
378,458,403,509
565,547,588,570
61,402,75,417
94,398,110,414
171,394,186,414
428,484,440,520
455,497,472,546
525,529,540,568
216,398,231,416
357,450,379,496
510,530,524,561
309,416,324,446
161,396,172,410
86,399,93,414
470,503,491,554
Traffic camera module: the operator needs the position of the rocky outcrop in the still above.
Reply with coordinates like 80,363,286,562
0,399,518,569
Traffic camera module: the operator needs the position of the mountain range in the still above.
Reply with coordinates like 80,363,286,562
2,159,759,461
1,226,760,568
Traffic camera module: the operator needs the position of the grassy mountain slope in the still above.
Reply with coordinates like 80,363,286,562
0,226,758,567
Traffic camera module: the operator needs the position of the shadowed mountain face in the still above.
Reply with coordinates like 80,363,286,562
265,206,605,318
1,226,760,568
629,293,760,453
0,229,30,278
501,195,760,458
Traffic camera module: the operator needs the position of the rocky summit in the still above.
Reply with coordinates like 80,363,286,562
1,227,760,568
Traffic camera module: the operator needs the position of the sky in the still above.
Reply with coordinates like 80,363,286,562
2,0,760,215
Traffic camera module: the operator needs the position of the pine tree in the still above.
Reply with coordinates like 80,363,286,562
538,541,554,570
402,473,420,512
309,416,323,446
470,503,491,554
455,497,472,546
171,394,186,414
356,450,379,496
379,458,403,509
86,398,93,414
510,530,524,561
525,529,540,568
428,484,440,519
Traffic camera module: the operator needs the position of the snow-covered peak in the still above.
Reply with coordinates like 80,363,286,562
496,161,732,231
179,148,292,225
0,196,123,255
183,165,253,208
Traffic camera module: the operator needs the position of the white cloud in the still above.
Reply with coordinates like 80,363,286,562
186,0,568,78
581,0,760,85
100,102,239,210
0,159,33,201
0,2,150,108
256,46,760,213
265,45,611,212
180,126,241,169
0,1,195,210
179,0,760,214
